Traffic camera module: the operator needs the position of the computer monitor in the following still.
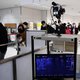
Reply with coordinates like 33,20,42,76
35,54,75,78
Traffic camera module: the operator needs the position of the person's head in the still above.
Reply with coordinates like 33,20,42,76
18,24,25,33
41,21,47,27
23,22,28,29
41,21,46,25
0,22,4,27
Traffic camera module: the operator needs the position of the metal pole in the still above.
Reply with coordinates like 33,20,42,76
47,40,50,54
31,36,34,80
12,59,17,80
74,38,77,80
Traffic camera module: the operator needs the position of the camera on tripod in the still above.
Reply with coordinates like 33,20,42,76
50,2,65,36
52,2,65,19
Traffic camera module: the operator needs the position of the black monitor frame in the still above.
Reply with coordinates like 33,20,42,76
31,35,77,80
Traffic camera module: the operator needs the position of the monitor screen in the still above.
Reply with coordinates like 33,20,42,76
35,54,75,78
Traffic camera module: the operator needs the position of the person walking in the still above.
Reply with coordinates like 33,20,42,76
0,23,8,60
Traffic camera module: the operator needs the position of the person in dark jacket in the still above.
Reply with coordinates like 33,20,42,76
41,21,47,30
60,23,66,34
17,23,26,46
41,20,55,33
23,22,28,29
0,23,8,60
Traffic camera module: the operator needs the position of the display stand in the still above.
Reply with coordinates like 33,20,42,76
31,34,77,80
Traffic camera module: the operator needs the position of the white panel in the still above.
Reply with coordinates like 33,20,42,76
77,55,80,73
12,7,20,16
41,10,47,21
16,54,32,80
26,30,46,49
11,7,21,23
40,0,52,6
19,46,30,54
40,0,48,4
0,9,5,15
22,7,41,22
0,7,20,24
19,30,46,54
20,0,33,4
34,39,45,49
0,61,13,80
1,9,11,15
34,0,40,4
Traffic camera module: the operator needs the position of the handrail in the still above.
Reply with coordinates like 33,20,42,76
0,46,46,64
0,48,40,64
0,42,17,47
0,51,31,64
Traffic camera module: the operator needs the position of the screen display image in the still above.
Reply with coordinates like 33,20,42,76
35,54,74,78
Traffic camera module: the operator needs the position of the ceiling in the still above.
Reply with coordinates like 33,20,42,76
0,0,80,16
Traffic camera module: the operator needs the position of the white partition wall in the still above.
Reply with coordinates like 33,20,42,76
19,30,46,54
0,61,13,80
26,30,46,49
16,54,32,80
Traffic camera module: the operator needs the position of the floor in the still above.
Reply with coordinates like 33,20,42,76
4,46,17,59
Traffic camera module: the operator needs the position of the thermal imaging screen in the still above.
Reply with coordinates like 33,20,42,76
35,54,74,78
